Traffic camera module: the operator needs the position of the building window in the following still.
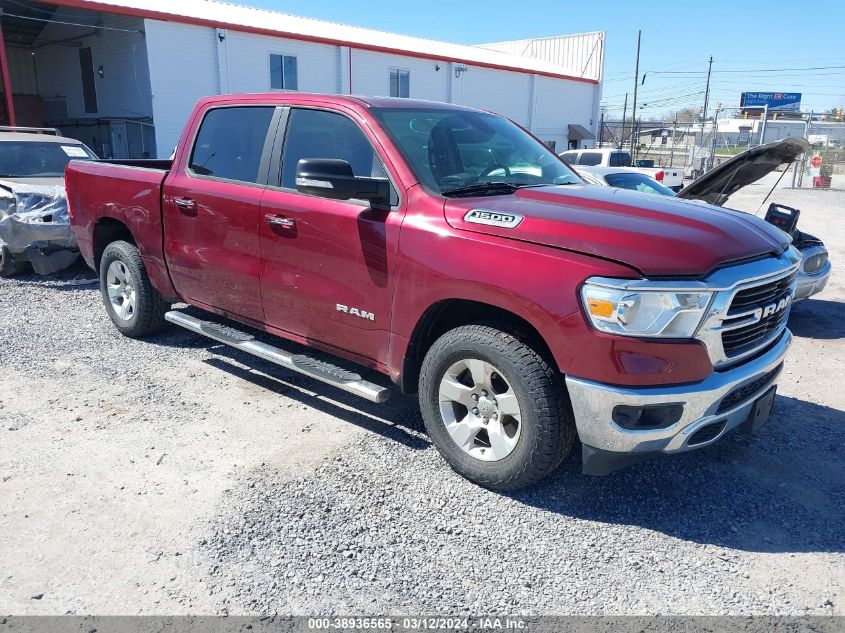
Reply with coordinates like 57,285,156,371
78,47,98,114
389,68,409,98
270,54,298,90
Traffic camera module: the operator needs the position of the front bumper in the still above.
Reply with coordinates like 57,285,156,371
566,329,792,474
794,257,831,301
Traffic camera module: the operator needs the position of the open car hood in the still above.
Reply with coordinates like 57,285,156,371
677,137,810,206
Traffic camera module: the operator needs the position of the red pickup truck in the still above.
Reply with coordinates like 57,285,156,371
66,93,799,490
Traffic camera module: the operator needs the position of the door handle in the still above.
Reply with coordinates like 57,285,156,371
264,214,295,229
174,197,197,213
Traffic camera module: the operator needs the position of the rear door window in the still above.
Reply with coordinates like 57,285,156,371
560,151,579,164
189,106,275,184
578,152,603,166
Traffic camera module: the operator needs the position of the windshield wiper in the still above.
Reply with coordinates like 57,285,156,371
441,182,519,198
442,181,581,197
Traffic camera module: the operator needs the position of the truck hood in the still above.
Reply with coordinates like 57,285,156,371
444,184,790,276
677,137,810,206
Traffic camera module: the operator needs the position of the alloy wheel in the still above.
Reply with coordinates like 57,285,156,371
438,358,522,461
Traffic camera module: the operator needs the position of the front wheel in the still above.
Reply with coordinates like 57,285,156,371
99,240,170,338
419,324,575,490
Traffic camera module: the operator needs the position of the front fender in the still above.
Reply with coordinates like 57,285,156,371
389,212,639,377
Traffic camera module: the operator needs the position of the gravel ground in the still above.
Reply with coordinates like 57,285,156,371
1,175,843,615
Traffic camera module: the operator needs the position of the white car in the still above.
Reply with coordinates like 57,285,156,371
575,165,678,197
559,147,684,191
0,127,97,276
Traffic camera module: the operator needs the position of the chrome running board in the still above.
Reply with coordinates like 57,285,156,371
164,311,391,403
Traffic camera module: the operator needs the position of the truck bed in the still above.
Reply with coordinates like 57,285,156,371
65,158,176,298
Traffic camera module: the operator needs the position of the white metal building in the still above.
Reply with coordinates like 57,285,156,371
0,0,605,158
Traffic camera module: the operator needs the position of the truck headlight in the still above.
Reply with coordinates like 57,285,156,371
581,279,713,338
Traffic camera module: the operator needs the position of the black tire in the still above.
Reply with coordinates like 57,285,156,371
419,324,575,491
99,240,170,338
0,246,27,277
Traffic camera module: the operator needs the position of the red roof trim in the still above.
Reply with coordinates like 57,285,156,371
48,0,599,84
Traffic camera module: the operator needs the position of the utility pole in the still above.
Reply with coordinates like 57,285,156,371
630,30,641,150
758,103,769,146
621,93,628,149
699,56,713,169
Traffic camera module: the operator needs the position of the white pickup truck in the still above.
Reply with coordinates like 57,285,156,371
560,148,684,192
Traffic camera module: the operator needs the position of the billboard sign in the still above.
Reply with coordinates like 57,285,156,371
740,92,802,112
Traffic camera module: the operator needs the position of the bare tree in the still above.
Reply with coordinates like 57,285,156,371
664,107,699,123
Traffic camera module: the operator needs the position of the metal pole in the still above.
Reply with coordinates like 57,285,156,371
794,110,813,188
0,13,16,127
630,30,641,150
708,106,720,171
598,109,604,148
798,110,813,189
621,93,628,149
668,114,677,167
758,104,768,145
633,117,640,162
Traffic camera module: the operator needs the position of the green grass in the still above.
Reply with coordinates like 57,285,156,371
714,147,752,156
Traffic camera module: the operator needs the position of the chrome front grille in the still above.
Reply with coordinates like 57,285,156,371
721,309,789,356
728,271,798,312
694,248,801,369
721,270,797,357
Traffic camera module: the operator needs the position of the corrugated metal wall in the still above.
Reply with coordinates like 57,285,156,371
478,32,605,82
144,19,602,157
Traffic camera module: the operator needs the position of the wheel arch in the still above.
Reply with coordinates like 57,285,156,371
92,216,179,302
93,217,135,271
400,298,558,393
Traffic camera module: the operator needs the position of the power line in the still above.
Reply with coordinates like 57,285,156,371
645,64,845,75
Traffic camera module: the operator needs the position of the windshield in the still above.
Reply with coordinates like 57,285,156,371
0,141,96,178
372,107,581,196
604,172,676,197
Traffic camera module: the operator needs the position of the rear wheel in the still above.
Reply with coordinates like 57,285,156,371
419,324,575,490
99,240,169,338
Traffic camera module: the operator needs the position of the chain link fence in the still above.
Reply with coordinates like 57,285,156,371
599,110,845,189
